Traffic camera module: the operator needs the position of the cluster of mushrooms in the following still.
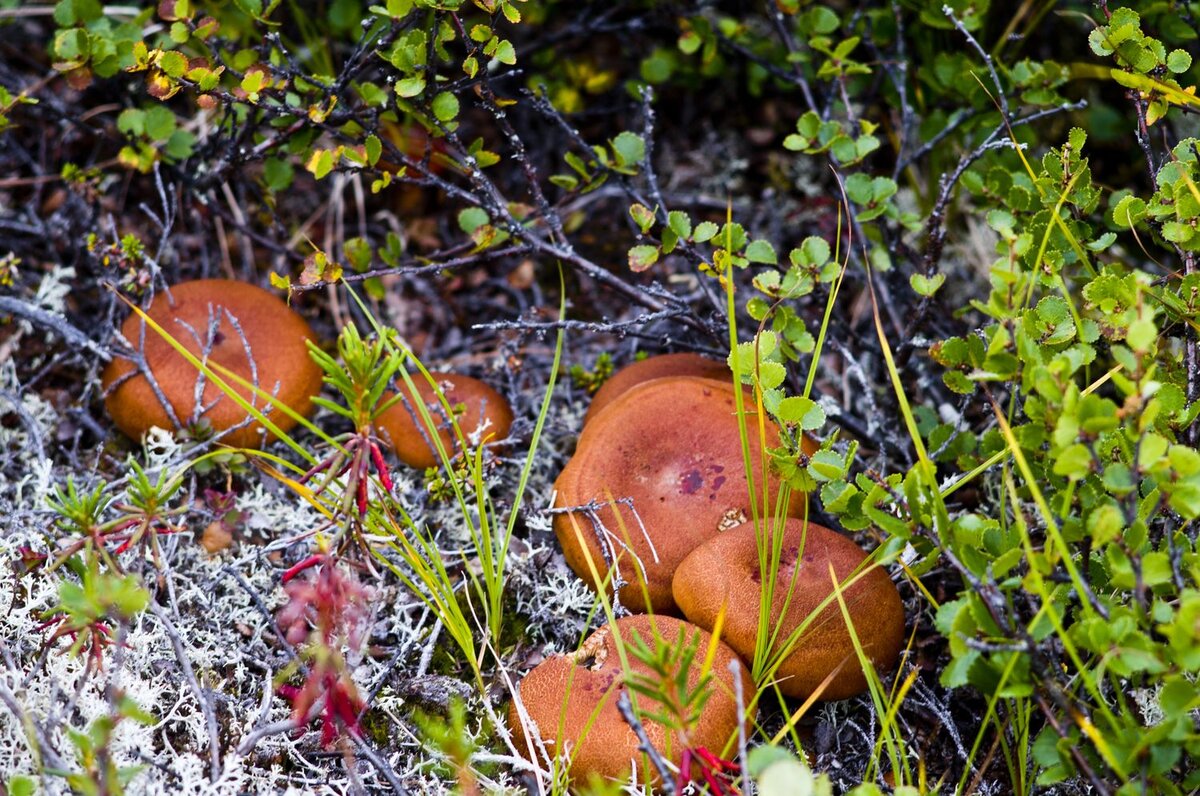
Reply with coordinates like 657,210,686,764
101,280,904,789
101,278,513,467
508,354,905,787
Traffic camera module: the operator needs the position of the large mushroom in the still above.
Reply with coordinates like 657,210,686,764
376,372,513,469
672,518,905,700
102,279,322,449
585,352,731,424
554,376,805,614
508,614,753,789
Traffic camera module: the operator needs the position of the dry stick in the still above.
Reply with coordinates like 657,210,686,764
0,388,45,461
236,716,304,755
523,92,713,334
616,690,676,793
731,660,753,796
147,601,222,782
637,85,727,323
476,309,691,335
767,5,818,112
220,564,303,664
289,245,534,293
0,295,110,361
350,732,411,795
943,6,1011,123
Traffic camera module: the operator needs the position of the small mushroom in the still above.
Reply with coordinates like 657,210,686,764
376,373,513,469
585,353,730,424
672,518,905,700
508,614,753,789
554,376,805,613
102,279,322,449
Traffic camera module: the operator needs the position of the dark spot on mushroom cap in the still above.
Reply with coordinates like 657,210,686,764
101,279,322,449
554,376,806,613
680,469,703,494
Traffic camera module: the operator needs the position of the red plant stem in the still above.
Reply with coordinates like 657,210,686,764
282,554,324,583
369,441,392,492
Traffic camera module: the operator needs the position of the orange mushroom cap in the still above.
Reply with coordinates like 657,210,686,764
101,279,322,449
554,376,806,614
376,372,513,470
672,517,905,700
508,614,753,789
585,353,731,425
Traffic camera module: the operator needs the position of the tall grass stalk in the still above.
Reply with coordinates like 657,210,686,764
341,282,566,680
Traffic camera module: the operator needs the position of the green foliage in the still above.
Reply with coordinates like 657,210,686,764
622,624,713,739
569,352,614,396
46,697,153,796
307,324,404,431
749,746,833,796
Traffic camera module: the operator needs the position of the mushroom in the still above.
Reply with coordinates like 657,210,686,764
508,614,753,789
102,279,322,449
376,372,513,469
672,517,904,700
554,376,805,614
585,353,731,424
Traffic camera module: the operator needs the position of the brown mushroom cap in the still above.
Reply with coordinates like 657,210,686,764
376,373,513,469
672,518,905,701
508,614,753,788
554,376,806,614
585,353,731,425
101,279,322,449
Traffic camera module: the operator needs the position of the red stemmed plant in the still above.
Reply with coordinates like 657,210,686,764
677,745,741,795
275,552,372,747
299,324,402,547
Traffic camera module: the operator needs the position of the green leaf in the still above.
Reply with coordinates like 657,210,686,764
306,148,336,180
757,757,824,796
667,210,692,239
6,776,35,796
54,28,90,62
745,239,777,264
693,221,719,243
143,106,176,141
757,361,786,390
1127,316,1157,352
629,203,656,233
365,134,382,167
164,130,195,160
395,76,426,98
910,272,946,297
1168,49,1193,73
117,108,145,136
432,91,459,122
628,244,659,272
343,237,372,271
263,157,294,191
54,0,102,25
1052,444,1092,479
611,131,646,167
158,50,188,78
775,396,825,430
458,207,489,234
492,39,516,65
